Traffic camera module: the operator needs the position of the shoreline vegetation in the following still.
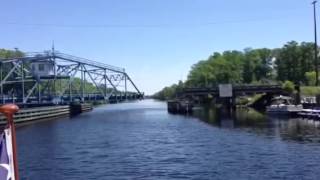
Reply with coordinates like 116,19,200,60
153,41,320,102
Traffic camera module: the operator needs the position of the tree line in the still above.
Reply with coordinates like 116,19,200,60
154,41,318,100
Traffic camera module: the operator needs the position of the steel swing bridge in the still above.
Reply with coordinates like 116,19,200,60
0,50,143,105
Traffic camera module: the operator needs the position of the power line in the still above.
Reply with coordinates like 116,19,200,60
0,16,303,29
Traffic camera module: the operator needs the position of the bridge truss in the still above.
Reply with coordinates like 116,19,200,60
0,51,143,105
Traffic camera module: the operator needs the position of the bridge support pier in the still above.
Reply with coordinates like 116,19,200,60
232,96,236,111
217,97,236,112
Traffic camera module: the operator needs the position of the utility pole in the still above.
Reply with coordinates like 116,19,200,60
313,1,319,86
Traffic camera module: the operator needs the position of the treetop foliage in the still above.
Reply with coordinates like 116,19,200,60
0,48,24,59
154,41,317,100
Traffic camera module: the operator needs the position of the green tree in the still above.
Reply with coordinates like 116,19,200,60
156,40,319,99
254,48,273,81
282,80,295,94
305,71,316,86
0,48,24,58
275,41,314,84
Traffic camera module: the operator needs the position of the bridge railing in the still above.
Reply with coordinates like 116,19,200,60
233,85,282,90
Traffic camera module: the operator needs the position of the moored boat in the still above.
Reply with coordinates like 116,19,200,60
266,96,302,114
298,109,320,119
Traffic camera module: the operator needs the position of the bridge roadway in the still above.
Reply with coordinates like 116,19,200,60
167,84,286,111
181,85,283,97
176,84,288,110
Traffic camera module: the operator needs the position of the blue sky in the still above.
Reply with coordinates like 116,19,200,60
0,0,317,94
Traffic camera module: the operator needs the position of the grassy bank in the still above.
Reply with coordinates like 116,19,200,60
301,86,320,96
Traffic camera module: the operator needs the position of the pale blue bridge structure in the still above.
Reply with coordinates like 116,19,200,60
0,50,143,106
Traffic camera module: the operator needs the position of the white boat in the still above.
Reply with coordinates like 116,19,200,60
266,96,303,114
298,109,320,119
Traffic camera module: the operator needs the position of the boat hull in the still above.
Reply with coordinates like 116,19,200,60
266,105,303,114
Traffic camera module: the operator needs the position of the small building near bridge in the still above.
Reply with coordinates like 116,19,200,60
31,60,55,77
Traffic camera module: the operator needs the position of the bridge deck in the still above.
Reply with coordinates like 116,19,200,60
181,85,283,96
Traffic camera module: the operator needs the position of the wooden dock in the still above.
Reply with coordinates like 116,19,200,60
0,103,93,125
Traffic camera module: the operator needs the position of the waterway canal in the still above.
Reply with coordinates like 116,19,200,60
17,100,320,179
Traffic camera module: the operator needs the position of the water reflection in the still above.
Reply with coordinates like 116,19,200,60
192,106,320,143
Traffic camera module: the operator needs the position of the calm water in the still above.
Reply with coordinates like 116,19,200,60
16,100,320,179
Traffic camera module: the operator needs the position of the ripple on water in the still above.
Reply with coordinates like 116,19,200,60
16,100,320,179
